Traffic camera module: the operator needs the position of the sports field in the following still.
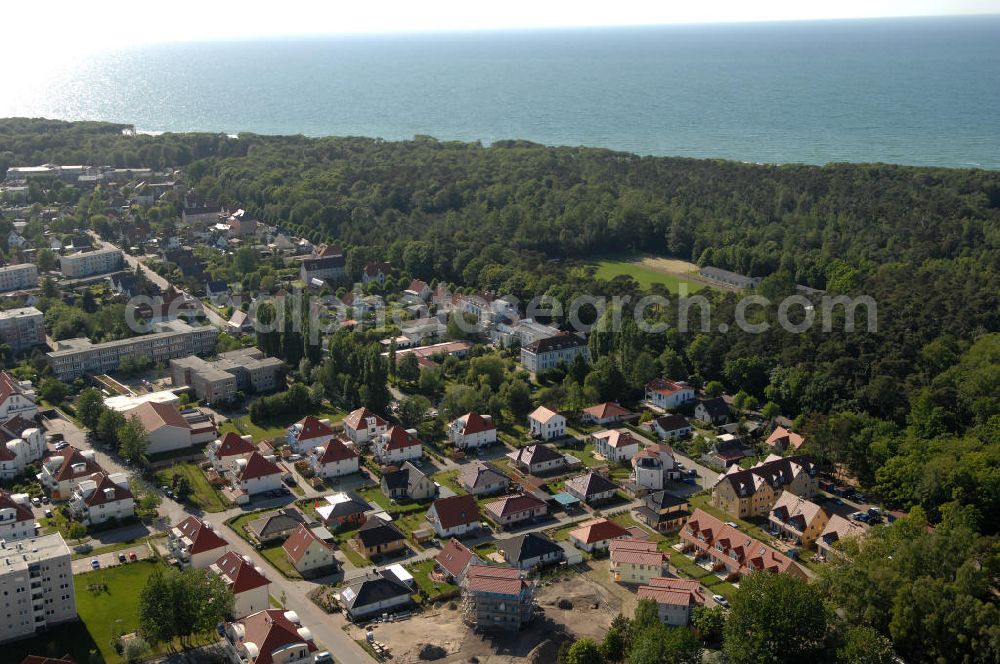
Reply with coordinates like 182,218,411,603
590,256,706,293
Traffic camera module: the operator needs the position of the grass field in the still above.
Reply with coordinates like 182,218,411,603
589,257,705,293
219,405,345,442
155,463,229,512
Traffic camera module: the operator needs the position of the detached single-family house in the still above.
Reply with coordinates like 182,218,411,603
768,491,830,547
644,378,695,410
507,444,566,475
233,451,283,498
631,443,679,492
636,490,690,533
527,406,566,440
636,577,706,627
765,426,806,453
0,490,35,541
283,524,339,577
68,472,135,526
426,494,481,538
337,569,414,621
402,279,431,303
210,551,271,618
353,517,407,559
343,407,389,445
483,493,548,528
310,438,360,479
457,461,510,496
223,609,317,664
695,397,732,426
609,539,670,585
246,508,307,545
286,415,336,453
448,412,497,450
39,447,104,500
435,538,481,583
316,492,371,529
581,402,636,426
169,516,229,569
498,532,563,570
568,518,630,552
642,414,692,440
380,461,436,501
206,432,257,471
591,428,641,463
205,280,230,303
564,471,619,505
373,426,424,465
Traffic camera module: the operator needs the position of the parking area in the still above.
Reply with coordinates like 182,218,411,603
70,544,152,575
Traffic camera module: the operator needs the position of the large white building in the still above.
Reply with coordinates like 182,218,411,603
0,307,45,353
59,247,123,278
520,332,589,373
46,319,218,380
0,533,76,644
0,263,38,292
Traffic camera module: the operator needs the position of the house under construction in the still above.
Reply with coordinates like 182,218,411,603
461,564,535,631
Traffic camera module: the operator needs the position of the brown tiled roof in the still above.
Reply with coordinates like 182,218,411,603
282,524,334,564
609,539,667,566
464,564,526,595
52,447,103,481
766,426,806,450
216,432,256,457
484,492,546,519
582,402,634,420
212,551,270,594
511,443,561,465
80,473,133,507
454,412,495,435
0,489,33,523
382,426,421,451
592,429,639,449
175,516,228,554
568,518,629,544
527,406,561,424
344,407,387,432
430,494,481,529
237,451,281,481
315,438,358,464
126,400,189,432
234,609,317,664
645,378,689,396
435,538,475,578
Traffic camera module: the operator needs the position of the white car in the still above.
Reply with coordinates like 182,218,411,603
712,594,729,607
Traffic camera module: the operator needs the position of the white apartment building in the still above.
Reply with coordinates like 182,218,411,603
0,307,45,353
59,247,124,278
0,263,38,292
46,319,218,380
68,472,135,526
0,533,76,644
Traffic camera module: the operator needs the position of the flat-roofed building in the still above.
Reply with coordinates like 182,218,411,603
59,247,123,278
170,347,284,403
46,319,218,380
0,263,38,292
0,307,45,353
0,534,76,644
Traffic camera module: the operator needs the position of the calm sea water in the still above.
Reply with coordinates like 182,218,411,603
4,16,1000,168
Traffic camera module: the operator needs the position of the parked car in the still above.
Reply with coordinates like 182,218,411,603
850,512,869,522
315,652,333,664
118,553,127,563
41,496,50,504
854,493,868,503
90,559,100,569
44,509,53,519
31,497,41,507
129,551,138,561
712,594,729,608
53,441,69,451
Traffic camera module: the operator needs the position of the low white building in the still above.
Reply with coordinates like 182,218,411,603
39,447,104,501
310,439,360,479
233,451,283,498
206,432,257,472
373,426,424,465
224,610,319,664
528,406,566,440
448,412,497,449
0,372,37,423
0,427,45,480
287,415,336,453
644,379,695,410
592,429,641,463
283,524,339,577
169,516,229,569
631,444,679,492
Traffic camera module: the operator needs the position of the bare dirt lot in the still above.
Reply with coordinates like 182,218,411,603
635,257,699,274
349,568,635,664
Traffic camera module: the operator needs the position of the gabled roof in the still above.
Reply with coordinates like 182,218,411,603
381,426,422,451
766,426,806,450
215,432,257,458
283,523,334,563
237,451,281,481
50,447,103,481
174,516,228,554
565,471,618,498
609,539,667,566
697,396,731,418
637,577,706,607
79,473,133,507
715,455,816,498
407,279,429,293
457,461,510,491
582,402,634,420
649,414,690,432
511,443,562,465
344,407,387,432
0,490,33,523
0,371,26,404
819,514,868,548
320,492,371,518
646,490,688,511
247,508,306,540
464,564,528,595
290,415,334,442
484,492,547,519
524,331,586,354
528,406,562,424
1,415,36,440
770,491,824,531
645,378,690,396
592,428,639,449
568,518,629,544
212,551,270,594
314,438,358,464
435,538,476,578
685,508,801,576
232,609,317,664
453,412,495,435
355,518,406,548
340,572,411,611
498,532,562,563
126,400,189,432
429,494,481,529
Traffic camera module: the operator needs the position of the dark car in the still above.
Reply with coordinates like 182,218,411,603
118,553,127,563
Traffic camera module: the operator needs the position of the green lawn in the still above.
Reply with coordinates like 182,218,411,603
432,469,464,495
589,258,704,293
155,463,229,513
220,404,345,442
563,442,606,468
260,544,302,579
406,559,458,603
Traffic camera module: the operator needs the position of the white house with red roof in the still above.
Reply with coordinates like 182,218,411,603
223,609,319,664
581,402,636,426
644,378,695,410
426,494,481,538
286,416,336,453
1,427,45,480
0,489,35,540
342,407,388,445
309,438,360,478
283,524,338,577
206,432,257,471
448,412,497,450
169,515,229,568
69,472,134,526
483,492,548,528
0,372,37,423
402,279,431,303
233,451,283,498
765,426,806,453
636,577,706,626
210,551,271,617
527,406,566,440
373,426,424,465
568,518,630,552
591,428,642,463
434,538,481,583
39,447,104,500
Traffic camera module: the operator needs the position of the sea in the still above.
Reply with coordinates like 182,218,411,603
3,15,1000,169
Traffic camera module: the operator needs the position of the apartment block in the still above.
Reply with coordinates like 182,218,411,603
46,320,218,380
0,307,45,353
0,533,76,644
0,264,38,292
170,347,284,403
59,247,124,278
